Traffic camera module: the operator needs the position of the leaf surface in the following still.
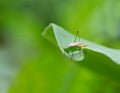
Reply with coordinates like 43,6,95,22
43,23,120,83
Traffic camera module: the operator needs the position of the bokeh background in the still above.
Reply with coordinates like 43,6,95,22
0,0,120,93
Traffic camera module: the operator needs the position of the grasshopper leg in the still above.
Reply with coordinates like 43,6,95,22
71,52,73,60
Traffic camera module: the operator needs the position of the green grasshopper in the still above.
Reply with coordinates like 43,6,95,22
63,31,87,60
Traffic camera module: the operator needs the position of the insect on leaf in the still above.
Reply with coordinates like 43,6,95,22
42,23,120,83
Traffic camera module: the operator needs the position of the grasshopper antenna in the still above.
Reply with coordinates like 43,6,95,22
74,30,80,42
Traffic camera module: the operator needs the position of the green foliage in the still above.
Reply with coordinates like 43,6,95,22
0,0,120,93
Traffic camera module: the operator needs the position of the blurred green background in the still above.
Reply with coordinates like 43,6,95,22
0,0,120,93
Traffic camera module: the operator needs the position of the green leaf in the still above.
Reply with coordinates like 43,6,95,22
42,23,120,83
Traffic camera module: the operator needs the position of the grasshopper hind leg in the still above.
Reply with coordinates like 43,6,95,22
71,52,73,60
79,49,84,56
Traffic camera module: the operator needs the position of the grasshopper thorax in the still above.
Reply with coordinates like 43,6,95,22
64,42,87,54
